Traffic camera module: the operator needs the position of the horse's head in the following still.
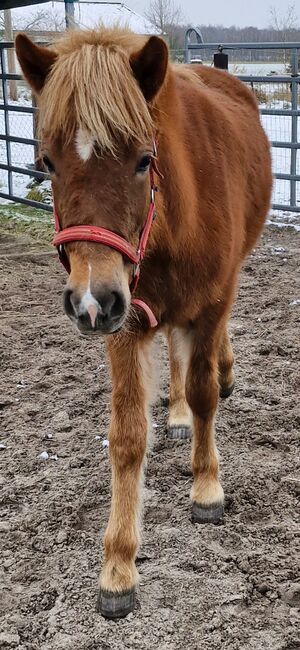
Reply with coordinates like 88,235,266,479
16,29,168,334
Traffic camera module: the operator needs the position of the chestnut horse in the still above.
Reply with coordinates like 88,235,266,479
16,27,272,619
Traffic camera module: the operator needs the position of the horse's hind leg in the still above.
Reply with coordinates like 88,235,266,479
98,332,153,619
167,327,192,439
219,326,235,398
185,317,225,524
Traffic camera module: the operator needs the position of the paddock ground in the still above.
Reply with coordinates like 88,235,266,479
0,215,299,650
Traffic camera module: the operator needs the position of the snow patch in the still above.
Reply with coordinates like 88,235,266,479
39,451,49,460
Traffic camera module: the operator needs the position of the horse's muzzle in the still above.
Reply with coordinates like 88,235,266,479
64,286,126,335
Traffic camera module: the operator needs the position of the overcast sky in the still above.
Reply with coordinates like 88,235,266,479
128,0,298,29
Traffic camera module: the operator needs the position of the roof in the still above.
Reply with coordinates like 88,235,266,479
5,1,156,35
0,0,49,8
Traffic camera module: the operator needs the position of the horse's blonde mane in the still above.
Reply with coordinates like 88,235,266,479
39,27,154,154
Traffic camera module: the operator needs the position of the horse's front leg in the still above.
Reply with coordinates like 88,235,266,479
98,332,152,619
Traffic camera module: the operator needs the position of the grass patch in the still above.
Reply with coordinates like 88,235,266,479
0,203,53,245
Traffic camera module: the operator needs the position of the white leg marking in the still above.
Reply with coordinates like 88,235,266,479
75,128,95,162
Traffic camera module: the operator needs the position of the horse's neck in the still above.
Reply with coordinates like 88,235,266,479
154,72,199,253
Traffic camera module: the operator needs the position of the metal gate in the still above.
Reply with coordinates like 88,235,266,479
0,40,299,213
185,39,300,214
0,41,51,211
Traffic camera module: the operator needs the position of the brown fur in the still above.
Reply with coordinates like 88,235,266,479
16,26,272,608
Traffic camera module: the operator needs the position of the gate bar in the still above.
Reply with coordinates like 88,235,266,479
290,49,298,207
0,48,13,197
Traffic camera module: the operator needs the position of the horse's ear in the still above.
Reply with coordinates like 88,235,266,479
130,36,168,102
15,33,57,94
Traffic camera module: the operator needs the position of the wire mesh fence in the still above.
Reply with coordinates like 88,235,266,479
0,42,51,211
0,41,299,214
243,79,296,209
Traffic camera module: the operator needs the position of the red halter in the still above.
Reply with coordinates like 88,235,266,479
52,144,162,328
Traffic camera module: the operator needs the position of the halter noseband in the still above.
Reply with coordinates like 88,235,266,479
52,143,162,329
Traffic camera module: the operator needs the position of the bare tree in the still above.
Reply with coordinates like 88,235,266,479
13,8,65,32
269,3,299,40
269,3,299,67
145,0,183,34
0,7,64,105
0,7,65,33
145,0,184,59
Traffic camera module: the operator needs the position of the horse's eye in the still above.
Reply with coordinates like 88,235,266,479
42,155,55,174
136,154,151,173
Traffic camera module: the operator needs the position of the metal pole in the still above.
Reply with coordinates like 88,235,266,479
65,0,75,30
4,10,17,101
184,28,204,63
32,93,43,173
0,47,13,198
290,48,298,208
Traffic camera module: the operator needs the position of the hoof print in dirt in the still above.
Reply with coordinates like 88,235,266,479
167,425,192,440
191,501,224,525
96,588,135,619
219,383,235,399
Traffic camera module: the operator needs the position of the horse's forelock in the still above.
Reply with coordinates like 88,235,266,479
38,28,154,155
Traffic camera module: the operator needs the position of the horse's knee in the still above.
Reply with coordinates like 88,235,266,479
109,433,147,471
109,397,148,468
185,360,219,419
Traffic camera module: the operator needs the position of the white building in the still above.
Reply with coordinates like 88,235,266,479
11,1,155,35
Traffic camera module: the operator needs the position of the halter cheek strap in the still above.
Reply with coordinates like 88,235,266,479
52,145,162,329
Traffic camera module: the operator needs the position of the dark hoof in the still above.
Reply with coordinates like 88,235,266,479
96,588,135,619
167,425,191,440
191,501,224,525
220,382,235,399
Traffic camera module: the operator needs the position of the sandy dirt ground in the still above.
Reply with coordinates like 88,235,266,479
0,223,299,650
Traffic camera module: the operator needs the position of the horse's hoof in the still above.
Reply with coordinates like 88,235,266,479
191,501,224,524
96,588,135,619
219,382,235,399
167,425,191,440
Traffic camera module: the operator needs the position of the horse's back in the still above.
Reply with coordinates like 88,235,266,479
172,64,272,257
190,64,259,112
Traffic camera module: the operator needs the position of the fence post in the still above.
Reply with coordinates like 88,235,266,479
290,48,298,209
65,0,75,29
4,11,17,101
0,47,13,197
32,93,43,173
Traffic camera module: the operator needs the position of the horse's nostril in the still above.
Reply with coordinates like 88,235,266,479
99,289,125,322
110,291,125,320
64,288,76,318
